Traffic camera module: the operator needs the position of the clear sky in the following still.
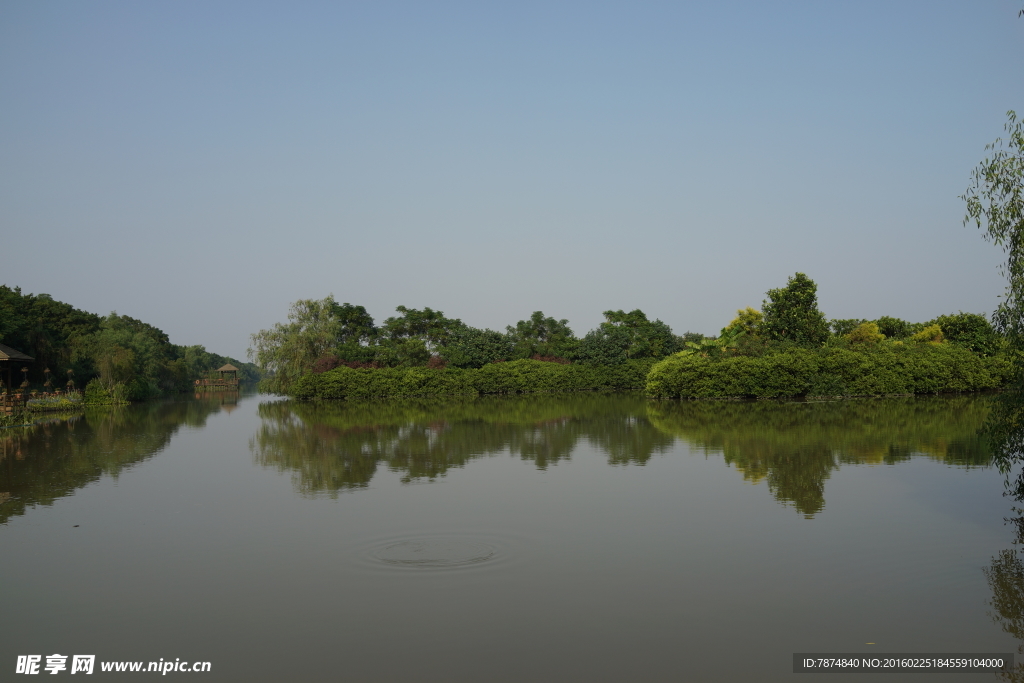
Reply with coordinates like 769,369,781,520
2,1,1021,360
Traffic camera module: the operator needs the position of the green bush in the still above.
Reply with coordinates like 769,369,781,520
26,394,83,412
928,312,1002,356
646,345,1009,399
290,359,656,400
83,379,130,405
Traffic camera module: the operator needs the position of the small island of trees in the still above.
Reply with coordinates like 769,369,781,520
250,273,1007,401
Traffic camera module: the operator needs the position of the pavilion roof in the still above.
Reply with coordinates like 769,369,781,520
216,364,239,372
0,343,34,362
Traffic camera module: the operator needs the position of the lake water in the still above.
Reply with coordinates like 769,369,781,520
2,391,1023,681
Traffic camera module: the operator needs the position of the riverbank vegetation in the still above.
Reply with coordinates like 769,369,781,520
250,299,687,395
292,358,656,400
646,273,1007,399
0,285,259,401
254,274,1007,401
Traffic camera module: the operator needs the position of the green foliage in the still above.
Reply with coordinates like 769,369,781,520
328,301,377,344
0,285,101,383
929,312,1001,355
471,359,654,395
0,286,252,398
506,311,578,359
963,111,1024,347
438,327,512,369
646,345,1009,399
910,323,944,344
761,273,829,346
0,408,33,427
875,316,911,339
381,306,464,348
26,393,83,412
249,296,345,393
575,310,680,365
291,359,656,400
83,378,129,405
830,319,866,337
577,326,632,365
724,307,764,338
373,337,433,368
846,321,885,347
963,111,1024,502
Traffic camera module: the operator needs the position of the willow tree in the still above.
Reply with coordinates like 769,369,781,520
248,297,344,394
963,111,1024,498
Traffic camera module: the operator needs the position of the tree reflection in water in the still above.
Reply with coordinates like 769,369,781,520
250,394,675,495
987,515,1024,682
648,395,992,517
0,393,239,524
253,393,993,516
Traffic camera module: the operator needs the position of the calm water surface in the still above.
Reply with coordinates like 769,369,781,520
2,392,1022,681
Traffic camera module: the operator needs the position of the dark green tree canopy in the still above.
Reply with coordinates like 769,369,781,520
382,306,465,348
761,272,829,346
929,312,1001,356
329,302,377,345
507,311,577,359
593,309,679,360
873,316,909,339
439,327,512,369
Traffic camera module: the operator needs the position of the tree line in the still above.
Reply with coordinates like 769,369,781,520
250,273,1000,395
0,285,259,400
248,300,696,394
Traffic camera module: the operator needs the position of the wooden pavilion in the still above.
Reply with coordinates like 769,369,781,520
194,364,240,391
0,343,34,414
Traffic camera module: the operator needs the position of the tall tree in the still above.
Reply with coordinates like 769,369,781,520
249,297,343,393
381,306,463,348
329,302,377,345
761,273,829,346
577,309,679,363
507,311,577,359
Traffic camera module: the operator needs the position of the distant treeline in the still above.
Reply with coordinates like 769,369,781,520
254,272,1006,400
250,299,691,394
0,285,259,400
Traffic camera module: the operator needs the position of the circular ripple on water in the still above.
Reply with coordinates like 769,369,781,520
371,538,496,568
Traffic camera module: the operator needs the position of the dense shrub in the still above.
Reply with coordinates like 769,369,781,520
874,316,910,339
439,327,512,368
929,312,1001,356
910,324,944,344
846,321,885,347
290,359,656,400
83,379,130,405
646,345,1010,399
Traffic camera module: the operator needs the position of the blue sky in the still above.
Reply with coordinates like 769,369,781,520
1,1,1021,359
